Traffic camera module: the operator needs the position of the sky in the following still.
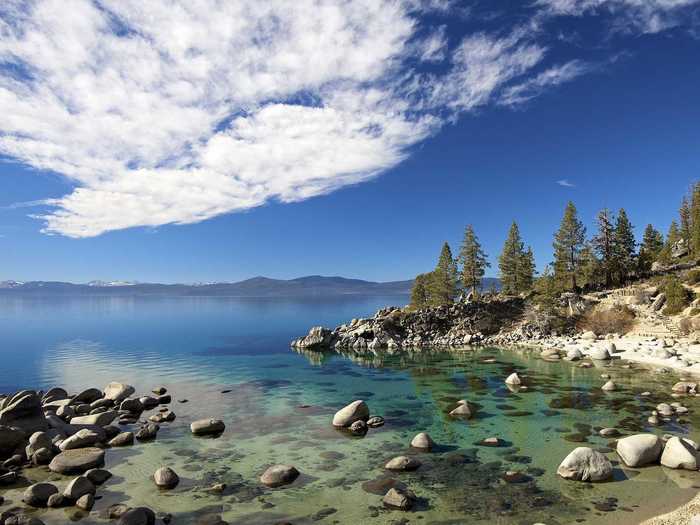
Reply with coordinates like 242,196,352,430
0,0,699,283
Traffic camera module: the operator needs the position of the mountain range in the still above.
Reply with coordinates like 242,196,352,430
0,276,500,298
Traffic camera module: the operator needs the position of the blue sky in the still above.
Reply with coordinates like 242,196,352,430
1,0,699,283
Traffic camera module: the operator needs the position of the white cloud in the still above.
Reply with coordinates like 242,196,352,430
556,179,576,187
536,0,700,33
0,0,691,237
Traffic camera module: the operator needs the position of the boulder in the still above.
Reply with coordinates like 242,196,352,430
104,383,135,403
260,464,300,487
385,456,421,471
332,400,369,427
118,507,156,525
383,486,415,510
566,348,583,361
109,432,134,447
46,493,64,508
410,432,434,450
190,419,225,436
70,411,117,426
601,380,616,392
139,397,159,410
367,416,385,428
672,382,697,394
581,331,597,341
59,428,101,451
505,373,521,386
349,420,367,436
660,437,700,470
556,447,613,482
85,468,112,485
0,425,26,458
72,388,103,404
616,434,663,467
589,348,611,360
49,447,105,474
76,493,94,511
449,403,472,418
135,423,159,441
42,388,68,405
0,391,47,434
154,467,179,489
63,476,95,501
657,403,674,417
23,482,58,507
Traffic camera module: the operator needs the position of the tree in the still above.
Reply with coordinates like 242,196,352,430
680,196,691,248
658,221,680,264
613,208,636,284
429,242,458,305
458,225,490,295
591,208,615,287
553,201,586,291
498,222,534,295
638,224,664,273
691,183,700,256
410,273,431,310
578,242,601,290
533,264,559,309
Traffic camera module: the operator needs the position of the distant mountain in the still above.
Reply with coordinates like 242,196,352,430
0,276,500,298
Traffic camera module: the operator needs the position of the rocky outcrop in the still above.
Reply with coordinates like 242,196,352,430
0,391,47,435
292,298,525,351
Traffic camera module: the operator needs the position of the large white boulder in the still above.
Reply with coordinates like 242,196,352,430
557,447,613,482
617,434,663,467
332,400,369,427
660,437,699,470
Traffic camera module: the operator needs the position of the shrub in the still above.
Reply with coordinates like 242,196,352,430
578,306,636,335
663,277,691,315
686,269,700,285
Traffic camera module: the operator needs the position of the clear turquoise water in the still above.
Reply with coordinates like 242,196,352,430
1,296,700,525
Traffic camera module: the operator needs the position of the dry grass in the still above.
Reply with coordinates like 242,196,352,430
578,306,636,335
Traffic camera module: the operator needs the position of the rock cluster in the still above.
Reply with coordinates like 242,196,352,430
292,298,525,351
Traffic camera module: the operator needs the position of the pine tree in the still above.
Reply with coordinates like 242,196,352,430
578,242,601,290
429,242,458,305
410,273,431,310
680,196,691,247
591,208,615,287
613,208,636,284
459,225,490,295
553,201,586,291
498,222,534,295
638,224,664,273
691,182,700,256
658,221,680,264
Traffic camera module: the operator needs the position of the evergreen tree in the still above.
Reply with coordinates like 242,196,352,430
458,225,490,295
533,264,559,309
553,201,586,291
691,183,700,256
518,246,536,293
578,242,601,290
658,221,680,264
591,208,615,287
498,222,533,294
409,273,431,310
429,242,458,305
638,224,664,273
680,196,691,247
613,208,636,284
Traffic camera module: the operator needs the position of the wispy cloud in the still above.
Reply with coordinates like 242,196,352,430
0,0,695,237
556,179,576,187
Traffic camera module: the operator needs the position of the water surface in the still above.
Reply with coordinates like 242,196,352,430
1,296,699,525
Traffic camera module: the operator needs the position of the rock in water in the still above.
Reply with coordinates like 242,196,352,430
260,464,300,487
385,456,421,471
109,432,134,447
449,402,472,418
383,487,415,510
59,428,101,451
85,468,112,485
366,416,385,428
349,420,368,436
616,434,663,467
0,425,26,457
589,348,611,360
332,400,369,427
118,507,156,525
190,419,225,436
410,432,435,450
135,423,159,441
103,382,135,403
63,476,96,501
154,467,180,489
557,447,613,482
601,380,616,392
49,448,105,474
505,373,521,386
0,390,48,434
23,482,58,507
660,437,700,470
76,493,95,511
70,411,117,426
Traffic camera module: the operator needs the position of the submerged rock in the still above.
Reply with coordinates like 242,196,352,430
260,464,300,487
385,456,421,471
332,400,369,427
190,419,225,436
154,467,180,489
557,447,613,482
505,373,521,386
23,482,58,507
383,486,415,510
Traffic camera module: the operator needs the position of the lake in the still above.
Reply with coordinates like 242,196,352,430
1,295,699,524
